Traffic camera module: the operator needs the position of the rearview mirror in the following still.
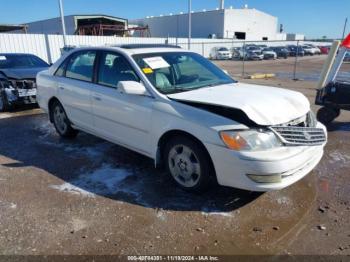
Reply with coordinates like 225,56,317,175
117,81,148,96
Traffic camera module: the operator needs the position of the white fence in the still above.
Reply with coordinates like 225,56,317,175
0,33,331,63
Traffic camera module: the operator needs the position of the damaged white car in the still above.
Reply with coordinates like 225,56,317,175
36,45,327,192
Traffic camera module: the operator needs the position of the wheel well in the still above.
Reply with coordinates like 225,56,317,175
156,130,215,173
48,97,60,123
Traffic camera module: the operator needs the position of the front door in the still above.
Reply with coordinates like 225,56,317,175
91,51,154,155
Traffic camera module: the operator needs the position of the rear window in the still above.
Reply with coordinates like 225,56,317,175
0,54,48,69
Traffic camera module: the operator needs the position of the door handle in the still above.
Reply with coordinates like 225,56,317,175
58,85,65,90
93,96,102,101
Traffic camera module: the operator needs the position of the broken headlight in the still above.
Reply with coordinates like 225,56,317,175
220,129,282,151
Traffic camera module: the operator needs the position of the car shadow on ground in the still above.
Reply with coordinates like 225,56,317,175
326,121,350,132
0,113,262,213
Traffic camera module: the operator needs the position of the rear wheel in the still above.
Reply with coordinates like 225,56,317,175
51,101,78,138
317,106,340,125
164,136,214,193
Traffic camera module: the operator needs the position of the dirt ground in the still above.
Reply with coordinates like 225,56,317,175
0,56,349,257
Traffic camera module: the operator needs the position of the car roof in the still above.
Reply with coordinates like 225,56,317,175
67,45,190,56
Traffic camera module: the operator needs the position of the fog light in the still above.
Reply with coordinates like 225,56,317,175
247,174,282,183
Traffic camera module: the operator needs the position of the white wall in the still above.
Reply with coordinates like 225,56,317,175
131,10,225,38
223,9,278,40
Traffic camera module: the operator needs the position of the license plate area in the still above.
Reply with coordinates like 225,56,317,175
18,88,37,97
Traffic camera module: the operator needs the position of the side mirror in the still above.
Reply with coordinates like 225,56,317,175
117,81,149,96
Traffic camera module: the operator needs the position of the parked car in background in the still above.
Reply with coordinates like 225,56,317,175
271,47,289,59
231,47,241,59
210,47,232,60
302,45,321,56
0,53,49,112
246,51,264,61
319,46,330,55
37,45,327,192
287,45,305,57
262,48,277,60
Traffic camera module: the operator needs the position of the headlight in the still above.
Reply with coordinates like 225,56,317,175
219,129,282,151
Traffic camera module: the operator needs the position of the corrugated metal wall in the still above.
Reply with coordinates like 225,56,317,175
0,33,329,63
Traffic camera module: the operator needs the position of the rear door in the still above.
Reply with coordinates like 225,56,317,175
91,51,154,155
57,50,97,130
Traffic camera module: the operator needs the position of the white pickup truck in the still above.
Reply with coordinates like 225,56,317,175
36,45,327,192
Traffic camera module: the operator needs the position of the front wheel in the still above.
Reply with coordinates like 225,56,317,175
51,101,78,138
317,106,340,125
164,136,214,193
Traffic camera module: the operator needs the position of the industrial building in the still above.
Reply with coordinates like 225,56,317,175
24,15,128,36
131,3,281,40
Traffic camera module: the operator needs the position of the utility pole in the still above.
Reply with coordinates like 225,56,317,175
188,0,192,50
58,0,67,46
342,18,348,40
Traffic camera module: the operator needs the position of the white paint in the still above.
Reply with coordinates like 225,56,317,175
0,56,6,60
50,164,134,197
201,211,234,217
168,82,310,126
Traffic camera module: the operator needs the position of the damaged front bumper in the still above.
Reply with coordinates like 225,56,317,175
2,79,37,106
205,122,326,192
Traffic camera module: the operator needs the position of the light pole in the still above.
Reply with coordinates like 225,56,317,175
188,0,192,50
58,0,67,46
342,18,348,40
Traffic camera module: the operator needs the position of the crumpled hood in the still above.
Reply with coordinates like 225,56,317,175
0,67,48,80
168,83,310,126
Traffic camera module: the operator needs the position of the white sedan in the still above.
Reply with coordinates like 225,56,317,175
36,45,327,192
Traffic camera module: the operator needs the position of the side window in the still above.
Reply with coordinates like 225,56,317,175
98,52,139,88
66,51,96,82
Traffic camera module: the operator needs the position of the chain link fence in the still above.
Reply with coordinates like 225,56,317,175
173,39,347,82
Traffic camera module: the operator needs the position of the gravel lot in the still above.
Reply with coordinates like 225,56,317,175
0,56,349,256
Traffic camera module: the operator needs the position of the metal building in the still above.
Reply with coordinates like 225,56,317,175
24,15,128,36
131,6,279,40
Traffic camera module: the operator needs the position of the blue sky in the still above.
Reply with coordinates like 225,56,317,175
1,0,349,39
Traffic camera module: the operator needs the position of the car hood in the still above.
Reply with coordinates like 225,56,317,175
0,67,48,80
168,83,310,126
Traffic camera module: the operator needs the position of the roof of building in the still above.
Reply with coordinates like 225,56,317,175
0,24,27,33
26,14,127,24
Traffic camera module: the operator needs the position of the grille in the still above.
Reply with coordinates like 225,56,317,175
10,79,36,89
270,126,326,146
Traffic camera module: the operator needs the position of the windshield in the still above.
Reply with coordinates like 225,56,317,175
218,47,229,51
133,52,236,94
0,54,49,69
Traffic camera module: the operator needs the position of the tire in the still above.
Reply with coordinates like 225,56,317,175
0,91,9,112
51,100,78,138
164,136,214,193
317,106,340,125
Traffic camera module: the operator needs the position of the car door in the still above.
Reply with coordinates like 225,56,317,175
91,51,154,155
57,50,96,130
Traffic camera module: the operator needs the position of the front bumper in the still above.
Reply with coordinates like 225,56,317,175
205,122,326,192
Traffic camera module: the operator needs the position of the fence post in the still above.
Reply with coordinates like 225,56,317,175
44,34,52,64
242,41,246,77
293,40,299,80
